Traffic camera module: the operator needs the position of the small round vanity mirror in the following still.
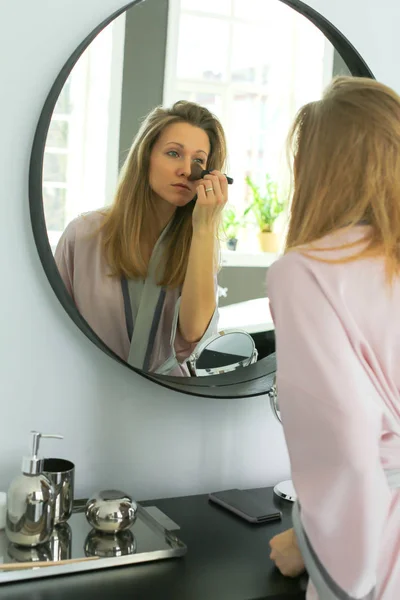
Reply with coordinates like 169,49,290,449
187,330,258,377
268,374,297,503
268,374,280,421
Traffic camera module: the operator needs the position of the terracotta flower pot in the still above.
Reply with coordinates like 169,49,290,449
258,231,280,253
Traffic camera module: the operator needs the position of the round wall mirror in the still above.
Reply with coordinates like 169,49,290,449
29,0,373,397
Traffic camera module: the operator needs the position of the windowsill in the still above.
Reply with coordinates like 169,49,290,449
221,250,280,268
219,297,274,334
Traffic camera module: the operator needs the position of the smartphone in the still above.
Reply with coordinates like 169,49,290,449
208,489,282,524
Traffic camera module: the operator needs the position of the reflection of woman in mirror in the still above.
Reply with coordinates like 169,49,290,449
268,77,400,598
55,101,228,375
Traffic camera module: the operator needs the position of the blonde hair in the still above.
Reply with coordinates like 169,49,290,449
99,101,227,287
286,76,400,283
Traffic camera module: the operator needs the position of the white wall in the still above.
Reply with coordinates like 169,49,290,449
307,0,400,92
0,0,396,501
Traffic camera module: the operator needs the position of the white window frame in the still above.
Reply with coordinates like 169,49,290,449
44,13,126,252
163,0,334,262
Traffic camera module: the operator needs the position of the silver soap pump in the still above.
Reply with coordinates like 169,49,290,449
6,431,63,547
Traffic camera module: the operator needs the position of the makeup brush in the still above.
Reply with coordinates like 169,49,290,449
188,163,234,184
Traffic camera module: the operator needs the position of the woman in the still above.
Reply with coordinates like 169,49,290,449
267,76,400,599
55,101,228,376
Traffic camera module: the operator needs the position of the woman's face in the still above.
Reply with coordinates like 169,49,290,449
149,122,210,208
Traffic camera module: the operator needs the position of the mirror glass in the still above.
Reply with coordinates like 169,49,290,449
42,0,351,377
189,330,258,376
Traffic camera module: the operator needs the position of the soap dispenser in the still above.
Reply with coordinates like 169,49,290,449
6,431,63,547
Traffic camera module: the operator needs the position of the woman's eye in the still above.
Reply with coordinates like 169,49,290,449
167,150,179,158
194,157,205,164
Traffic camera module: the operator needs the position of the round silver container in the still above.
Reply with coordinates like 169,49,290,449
42,458,75,524
84,529,136,558
85,489,137,533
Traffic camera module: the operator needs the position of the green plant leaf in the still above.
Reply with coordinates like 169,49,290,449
222,205,245,239
245,173,285,232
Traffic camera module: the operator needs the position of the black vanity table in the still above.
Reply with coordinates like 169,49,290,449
0,487,307,600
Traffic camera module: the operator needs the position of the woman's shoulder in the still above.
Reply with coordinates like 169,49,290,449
267,250,308,291
269,227,371,275
267,227,379,299
62,210,106,243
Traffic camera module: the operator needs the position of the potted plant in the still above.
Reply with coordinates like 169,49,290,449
222,206,242,251
244,173,285,252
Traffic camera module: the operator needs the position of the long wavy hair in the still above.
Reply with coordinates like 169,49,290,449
99,101,227,287
286,76,400,283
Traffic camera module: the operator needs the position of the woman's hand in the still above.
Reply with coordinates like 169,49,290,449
269,528,306,578
179,170,226,342
192,170,228,235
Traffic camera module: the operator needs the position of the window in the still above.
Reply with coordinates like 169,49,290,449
163,0,334,252
43,13,126,252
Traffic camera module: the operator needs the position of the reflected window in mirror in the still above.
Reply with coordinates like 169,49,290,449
164,0,351,257
43,15,125,252
39,0,356,379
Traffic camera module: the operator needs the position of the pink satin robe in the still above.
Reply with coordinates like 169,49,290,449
54,211,218,376
267,226,400,599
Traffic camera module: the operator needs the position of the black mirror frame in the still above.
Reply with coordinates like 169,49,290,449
29,0,374,399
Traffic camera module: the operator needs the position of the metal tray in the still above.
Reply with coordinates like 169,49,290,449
0,502,187,585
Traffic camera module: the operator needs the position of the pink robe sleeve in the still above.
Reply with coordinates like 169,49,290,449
267,254,391,599
54,222,76,300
